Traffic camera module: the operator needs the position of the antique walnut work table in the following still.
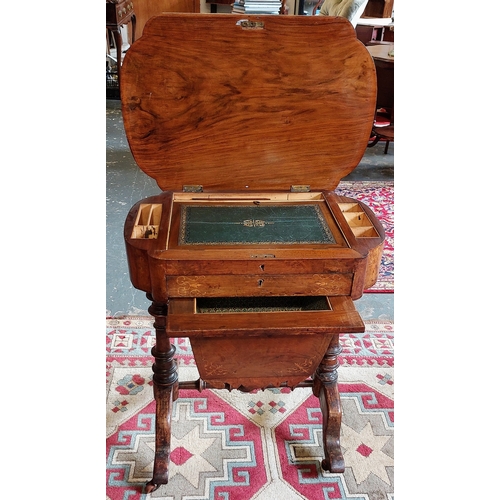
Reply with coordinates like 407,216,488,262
120,13,384,493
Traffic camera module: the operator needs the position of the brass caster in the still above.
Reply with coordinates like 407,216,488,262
321,457,345,473
145,481,159,493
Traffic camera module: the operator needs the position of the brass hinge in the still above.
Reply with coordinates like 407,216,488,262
183,185,203,193
290,185,310,193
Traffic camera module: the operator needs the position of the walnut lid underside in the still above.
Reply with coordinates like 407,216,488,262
120,14,377,192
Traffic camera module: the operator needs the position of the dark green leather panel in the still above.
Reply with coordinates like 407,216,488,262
197,296,330,313
179,205,335,245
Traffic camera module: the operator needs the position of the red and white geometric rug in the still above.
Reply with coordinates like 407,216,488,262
106,317,394,500
336,181,394,293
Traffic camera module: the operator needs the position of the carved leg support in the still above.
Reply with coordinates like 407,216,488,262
313,333,345,473
145,298,179,494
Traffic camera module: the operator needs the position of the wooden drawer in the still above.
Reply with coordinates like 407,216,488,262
167,295,365,335
165,273,353,297
106,1,134,26
166,295,364,389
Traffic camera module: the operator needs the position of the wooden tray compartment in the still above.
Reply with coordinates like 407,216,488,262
168,193,349,250
339,202,379,238
166,296,364,337
131,203,162,239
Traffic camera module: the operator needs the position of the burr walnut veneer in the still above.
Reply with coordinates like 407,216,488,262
120,13,384,492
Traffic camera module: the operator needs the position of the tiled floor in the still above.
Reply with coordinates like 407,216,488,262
106,99,394,320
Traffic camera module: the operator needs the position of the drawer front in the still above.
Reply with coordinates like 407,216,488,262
166,273,353,297
107,1,134,25
166,296,366,337
118,1,134,23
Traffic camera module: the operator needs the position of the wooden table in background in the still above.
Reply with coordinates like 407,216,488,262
366,44,394,110
366,44,394,152
366,43,394,63
106,0,136,82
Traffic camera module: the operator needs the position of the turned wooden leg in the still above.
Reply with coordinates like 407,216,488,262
145,298,179,493
110,28,122,82
313,333,345,473
130,14,136,44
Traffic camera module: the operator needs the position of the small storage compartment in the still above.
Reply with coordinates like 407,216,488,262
339,202,379,238
131,203,162,239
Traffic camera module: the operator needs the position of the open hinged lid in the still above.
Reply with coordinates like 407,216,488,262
120,14,376,192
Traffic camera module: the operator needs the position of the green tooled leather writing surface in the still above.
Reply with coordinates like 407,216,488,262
179,205,335,245
196,296,331,313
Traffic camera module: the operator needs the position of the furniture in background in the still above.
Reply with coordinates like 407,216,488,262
362,0,393,18
205,0,232,12
106,0,136,83
106,0,136,99
132,0,199,39
366,43,394,153
356,20,393,45
355,0,394,44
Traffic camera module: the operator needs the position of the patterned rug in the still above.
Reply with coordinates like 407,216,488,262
336,181,394,293
106,317,394,500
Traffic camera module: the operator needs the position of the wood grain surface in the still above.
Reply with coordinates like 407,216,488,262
121,14,377,192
